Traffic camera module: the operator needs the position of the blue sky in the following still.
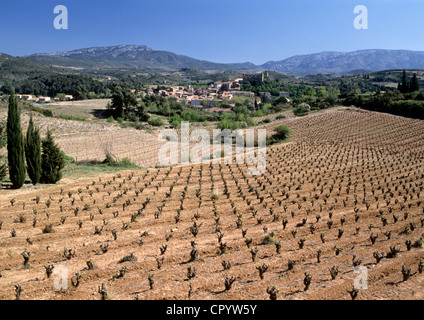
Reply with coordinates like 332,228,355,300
0,0,423,64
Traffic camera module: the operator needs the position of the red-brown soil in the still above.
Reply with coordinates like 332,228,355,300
1,108,424,300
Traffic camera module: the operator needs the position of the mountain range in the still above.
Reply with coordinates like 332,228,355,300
24,45,258,73
262,49,424,75
2,45,424,76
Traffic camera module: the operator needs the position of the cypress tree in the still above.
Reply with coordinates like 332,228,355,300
25,115,41,185
40,129,65,184
0,123,7,182
0,161,7,182
409,73,420,92
7,88,26,189
400,69,408,93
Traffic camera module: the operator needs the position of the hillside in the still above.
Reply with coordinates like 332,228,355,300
0,108,424,300
22,46,424,76
25,45,260,73
370,69,424,87
1,46,424,87
261,50,424,75
0,53,67,84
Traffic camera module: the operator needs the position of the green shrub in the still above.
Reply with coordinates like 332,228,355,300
267,124,291,145
116,117,124,124
293,103,310,116
148,117,165,127
218,118,244,130
28,105,53,117
102,154,137,168
107,116,115,123
102,154,117,166
120,157,133,167
415,91,424,101
252,110,264,117
170,114,182,128
273,125,291,141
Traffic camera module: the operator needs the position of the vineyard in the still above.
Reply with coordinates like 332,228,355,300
0,108,424,300
0,107,164,168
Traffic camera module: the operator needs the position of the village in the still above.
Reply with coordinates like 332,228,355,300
144,72,290,114
15,93,74,103
14,72,290,115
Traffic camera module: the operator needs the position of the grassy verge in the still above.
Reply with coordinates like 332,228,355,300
62,156,141,179
0,162,141,190
1,153,141,188
62,163,141,179
58,114,86,121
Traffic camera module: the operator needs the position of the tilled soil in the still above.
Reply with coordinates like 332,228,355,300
0,108,424,300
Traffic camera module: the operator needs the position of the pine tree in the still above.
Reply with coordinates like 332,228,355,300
25,115,41,185
40,129,65,184
109,84,138,118
7,88,26,189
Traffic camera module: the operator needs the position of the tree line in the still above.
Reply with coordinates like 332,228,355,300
342,89,424,119
0,74,109,99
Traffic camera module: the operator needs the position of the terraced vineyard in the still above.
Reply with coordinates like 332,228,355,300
1,108,424,300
